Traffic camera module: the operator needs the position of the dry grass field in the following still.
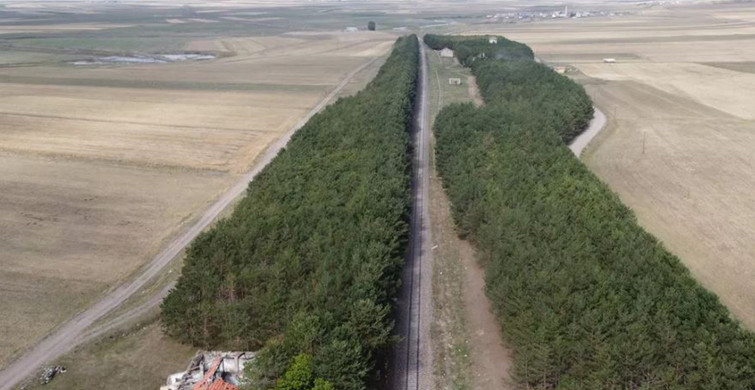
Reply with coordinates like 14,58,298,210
8,0,755,386
0,5,396,369
0,154,229,368
467,3,755,328
426,50,475,390
426,46,513,390
24,320,197,390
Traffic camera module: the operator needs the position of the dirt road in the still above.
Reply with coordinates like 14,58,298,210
389,39,433,390
0,56,379,390
569,107,606,157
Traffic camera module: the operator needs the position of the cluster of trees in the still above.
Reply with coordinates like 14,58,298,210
471,60,593,143
424,33,533,66
161,35,419,389
425,34,590,143
432,35,755,387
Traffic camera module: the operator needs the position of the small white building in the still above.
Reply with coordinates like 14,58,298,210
489,36,498,44
603,58,616,63
448,78,462,85
440,48,454,58
344,26,358,32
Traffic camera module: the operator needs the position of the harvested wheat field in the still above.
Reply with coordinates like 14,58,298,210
469,3,755,328
0,9,396,368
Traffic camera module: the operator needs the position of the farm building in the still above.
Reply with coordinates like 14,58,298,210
603,58,616,63
449,78,462,85
489,36,498,44
440,48,454,58
344,26,358,32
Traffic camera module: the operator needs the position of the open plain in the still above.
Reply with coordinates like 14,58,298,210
466,3,755,329
5,0,755,388
0,3,397,371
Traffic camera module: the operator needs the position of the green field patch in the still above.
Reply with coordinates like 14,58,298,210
8,36,190,53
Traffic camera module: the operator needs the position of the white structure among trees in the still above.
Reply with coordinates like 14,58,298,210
440,48,454,58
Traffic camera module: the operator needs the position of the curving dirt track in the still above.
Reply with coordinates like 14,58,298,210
0,56,379,390
569,107,607,157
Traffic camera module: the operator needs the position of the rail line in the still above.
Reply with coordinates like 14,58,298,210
389,38,433,390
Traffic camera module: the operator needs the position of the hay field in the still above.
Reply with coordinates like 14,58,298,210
0,154,229,368
0,84,316,172
466,4,755,328
0,7,396,368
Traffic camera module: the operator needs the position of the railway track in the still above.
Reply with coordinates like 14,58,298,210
389,39,433,390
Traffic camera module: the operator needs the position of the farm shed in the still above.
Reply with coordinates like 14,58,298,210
440,48,454,58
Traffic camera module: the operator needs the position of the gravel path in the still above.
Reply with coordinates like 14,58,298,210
569,107,607,157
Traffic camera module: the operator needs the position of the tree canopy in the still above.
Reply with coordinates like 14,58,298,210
431,34,755,388
424,33,534,66
162,35,420,390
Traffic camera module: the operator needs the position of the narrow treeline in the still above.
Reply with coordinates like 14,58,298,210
424,34,533,66
425,34,590,143
429,35,755,388
161,35,419,389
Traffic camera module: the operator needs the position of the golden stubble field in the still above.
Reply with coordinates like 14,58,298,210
467,3,755,328
0,14,396,367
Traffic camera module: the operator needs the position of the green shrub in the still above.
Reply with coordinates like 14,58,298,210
276,354,315,390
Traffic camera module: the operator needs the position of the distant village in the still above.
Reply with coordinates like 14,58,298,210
485,6,626,23
484,1,683,24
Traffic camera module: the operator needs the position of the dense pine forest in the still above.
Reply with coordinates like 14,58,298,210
428,34,755,388
161,35,419,389
424,34,533,66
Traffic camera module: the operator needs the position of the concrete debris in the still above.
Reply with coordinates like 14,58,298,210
40,366,66,385
161,351,254,390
